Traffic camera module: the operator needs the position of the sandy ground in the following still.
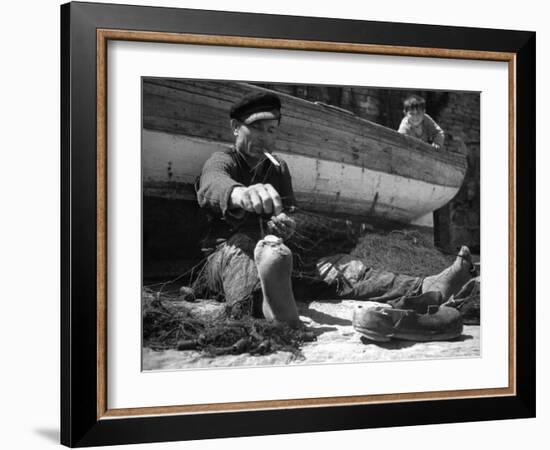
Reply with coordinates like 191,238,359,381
143,299,480,370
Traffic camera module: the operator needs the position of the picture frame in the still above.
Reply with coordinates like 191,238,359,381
60,1,535,447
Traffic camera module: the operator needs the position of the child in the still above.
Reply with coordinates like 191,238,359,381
398,95,445,150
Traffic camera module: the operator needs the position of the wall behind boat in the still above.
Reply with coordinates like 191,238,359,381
258,83,481,253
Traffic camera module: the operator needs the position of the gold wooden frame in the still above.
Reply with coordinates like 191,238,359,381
96,29,517,420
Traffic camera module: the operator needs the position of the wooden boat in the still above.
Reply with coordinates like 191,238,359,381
142,79,467,224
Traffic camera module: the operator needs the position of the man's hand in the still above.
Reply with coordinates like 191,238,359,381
267,212,296,240
230,183,283,215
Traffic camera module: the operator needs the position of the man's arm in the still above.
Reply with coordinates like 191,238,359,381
197,151,245,219
264,157,297,240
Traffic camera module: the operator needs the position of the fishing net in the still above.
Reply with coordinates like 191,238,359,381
351,229,455,277
142,290,316,358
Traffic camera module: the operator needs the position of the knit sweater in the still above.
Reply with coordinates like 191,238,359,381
197,147,295,237
397,113,445,147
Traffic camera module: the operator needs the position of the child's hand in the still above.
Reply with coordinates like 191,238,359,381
432,143,441,150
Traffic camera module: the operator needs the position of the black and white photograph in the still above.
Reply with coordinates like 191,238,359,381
141,78,481,370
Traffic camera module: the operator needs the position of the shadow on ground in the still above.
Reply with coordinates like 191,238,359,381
308,325,339,336
302,306,352,326
360,332,474,349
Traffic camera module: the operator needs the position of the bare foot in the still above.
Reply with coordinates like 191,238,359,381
422,245,474,301
254,235,301,328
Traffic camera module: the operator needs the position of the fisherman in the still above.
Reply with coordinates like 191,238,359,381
195,92,474,331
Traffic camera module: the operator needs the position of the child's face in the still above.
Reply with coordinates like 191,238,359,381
406,107,424,126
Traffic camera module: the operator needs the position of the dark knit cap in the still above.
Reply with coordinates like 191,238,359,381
229,92,281,124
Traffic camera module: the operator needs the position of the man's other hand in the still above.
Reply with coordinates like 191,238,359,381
267,212,296,240
230,184,283,215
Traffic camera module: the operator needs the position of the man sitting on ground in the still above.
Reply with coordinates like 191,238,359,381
195,92,474,331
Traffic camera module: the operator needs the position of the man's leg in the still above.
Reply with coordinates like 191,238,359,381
199,233,301,325
316,247,473,303
315,253,420,302
254,235,300,327
199,233,263,318
421,246,474,301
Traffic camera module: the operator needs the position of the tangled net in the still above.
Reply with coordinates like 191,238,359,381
142,291,316,358
351,229,455,277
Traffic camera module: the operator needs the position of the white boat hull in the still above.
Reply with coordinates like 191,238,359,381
143,130,459,223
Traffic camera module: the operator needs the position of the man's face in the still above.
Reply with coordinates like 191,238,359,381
406,107,425,126
232,118,280,162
